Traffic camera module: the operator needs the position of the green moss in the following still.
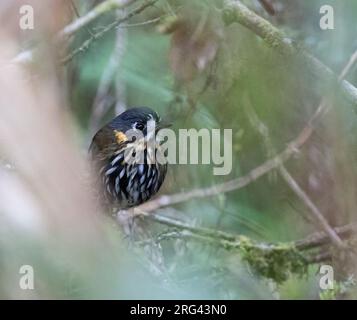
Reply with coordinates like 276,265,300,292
237,236,308,284
222,7,237,26
319,276,356,300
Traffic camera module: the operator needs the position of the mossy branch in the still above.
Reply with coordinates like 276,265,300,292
127,210,355,284
222,0,357,108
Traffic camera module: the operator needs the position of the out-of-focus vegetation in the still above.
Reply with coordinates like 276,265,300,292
1,0,357,299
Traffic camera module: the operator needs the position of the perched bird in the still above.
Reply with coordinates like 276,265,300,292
89,107,168,209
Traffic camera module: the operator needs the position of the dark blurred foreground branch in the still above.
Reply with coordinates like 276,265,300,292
222,0,357,108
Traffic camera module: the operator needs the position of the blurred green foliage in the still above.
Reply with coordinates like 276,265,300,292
3,0,357,299
63,0,357,299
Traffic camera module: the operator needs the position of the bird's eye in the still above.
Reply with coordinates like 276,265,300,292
135,123,145,130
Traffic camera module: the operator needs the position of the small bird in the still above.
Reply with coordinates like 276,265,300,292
89,107,168,209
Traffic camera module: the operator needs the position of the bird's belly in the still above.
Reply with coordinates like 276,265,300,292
102,156,167,208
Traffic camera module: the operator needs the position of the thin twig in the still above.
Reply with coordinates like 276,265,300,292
142,210,238,242
60,0,158,65
222,0,357,107
89,10,128,136
68,0,95,37
295,223,357,251
243,46,357,247
279,166,344,247
12,0,137,64
139,46,357,214
116,16,162,27
60,0,136,38
339,50,357,81
243,97,344,248
139,127,315,212
133,209,284,252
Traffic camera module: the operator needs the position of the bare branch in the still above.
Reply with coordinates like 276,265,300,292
140,44,357,220
278,166,345,247
243,96,345,248
60,0,137,39
339,49,357,81
242,46,357,248
141,210,239,242
139,125,315,212
89,10,128,135
295,223,357,251
68,0,96,37
117,16,161,27
61,0,158,65
222,0,357,108
12,0,156,63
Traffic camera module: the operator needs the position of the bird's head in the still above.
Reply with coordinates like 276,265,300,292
108,107,169,145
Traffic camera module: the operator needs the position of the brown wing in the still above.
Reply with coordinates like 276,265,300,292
89,127,117,159
89,126,131,168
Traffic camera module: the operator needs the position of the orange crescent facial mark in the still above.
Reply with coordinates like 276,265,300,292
114,130,128,144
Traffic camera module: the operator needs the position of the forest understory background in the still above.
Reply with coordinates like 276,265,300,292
1,0,357,299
